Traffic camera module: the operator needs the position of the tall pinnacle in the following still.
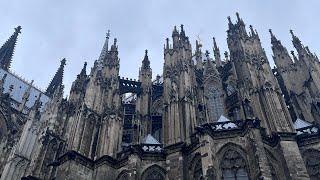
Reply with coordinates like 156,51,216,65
290,30,304,53
204,50,218,77
98,29,111,62
45,58,66,98
212,37,222,67
0,26,22,70
142,49,150,69
269,29,284,49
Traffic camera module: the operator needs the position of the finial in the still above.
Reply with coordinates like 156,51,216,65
113,38,117,46
15,26,22,34
80,61,87,76
227,16,232,24
83,61,87,70
290,29,293,35
145,49,148,56
180,24,184,31
269,29,273,36
236,12,240,21
9,84,14,93
60,58,66,66
289,29,294,37
224,51,229,61
249,25,254,34
106,29,110,39
166,38,169,48
290,50,295,56
2,74,7,81
213,37,218,48
205,50,210,58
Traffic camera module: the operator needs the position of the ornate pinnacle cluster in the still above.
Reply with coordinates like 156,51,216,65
169,24,190,49
0,26,21,70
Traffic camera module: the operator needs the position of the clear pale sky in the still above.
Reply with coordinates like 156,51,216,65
0,0,319,94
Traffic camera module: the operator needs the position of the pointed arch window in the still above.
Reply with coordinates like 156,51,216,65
304,149,320,180
220,149,249,180
41,139,59,176
141,165,166,180
193,157,203,180
206,83,224,122
116,170,130,180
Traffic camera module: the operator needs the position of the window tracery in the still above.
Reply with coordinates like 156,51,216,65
220,149,249,180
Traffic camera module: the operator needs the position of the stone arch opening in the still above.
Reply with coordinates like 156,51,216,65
116,170,130,180
141,164,166,180
189,153,204,180
264,148,286,180
217,143,249,180
41,138,58,178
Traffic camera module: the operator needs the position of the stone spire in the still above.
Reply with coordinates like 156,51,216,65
172,25,179,37
80,61,87,77
180,24,186,39
142,49,150,69
290,30,301,47
270,29,293,68
69,61,88,103
172,26,179,48
269,29,278,45
204,50,218,77
98,30,111,62
290,30,305,55
212,37,222,67
0,26,21,70
45,58,66,98
269,29,287,51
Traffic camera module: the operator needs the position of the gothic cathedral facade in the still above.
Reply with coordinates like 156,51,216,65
1,13,320,180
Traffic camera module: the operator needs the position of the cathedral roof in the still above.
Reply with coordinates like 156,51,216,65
0,68,50,113
142,134,161,144
294,118,312,129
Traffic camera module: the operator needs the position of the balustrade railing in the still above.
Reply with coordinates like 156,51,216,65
296,124,319,137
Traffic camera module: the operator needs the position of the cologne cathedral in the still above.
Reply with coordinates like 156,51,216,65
0,13,320,180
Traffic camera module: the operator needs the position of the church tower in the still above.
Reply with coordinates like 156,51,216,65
66,31,123,159
227,13,293,133
136,50,152,142
162,25,197,145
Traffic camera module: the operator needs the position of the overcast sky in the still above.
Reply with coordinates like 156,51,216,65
0,0,319,94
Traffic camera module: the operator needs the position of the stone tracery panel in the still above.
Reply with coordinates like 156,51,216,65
141,165,166,180
218,144,249,180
